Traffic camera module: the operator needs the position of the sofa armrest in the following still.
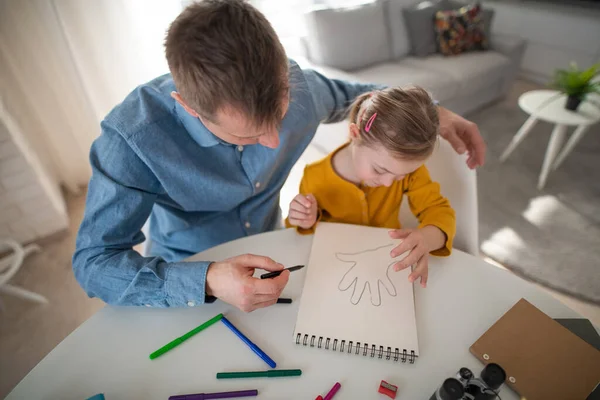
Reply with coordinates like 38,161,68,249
491,33,526,63
490,33,527,96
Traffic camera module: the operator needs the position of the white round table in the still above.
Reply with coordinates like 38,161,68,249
6,229,590,400
500,90,600,189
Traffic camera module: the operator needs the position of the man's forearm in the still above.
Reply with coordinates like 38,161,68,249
73,247,211,307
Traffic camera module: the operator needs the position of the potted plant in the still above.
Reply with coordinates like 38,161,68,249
549,62,600,112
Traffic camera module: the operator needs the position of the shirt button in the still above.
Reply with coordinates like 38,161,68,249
187,301,195,307
245,222,251,228
237,145,244,152
255,182,261,189
144,304,152,307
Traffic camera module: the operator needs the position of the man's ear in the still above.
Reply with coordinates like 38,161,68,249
349,123,361,140
171,91,200,118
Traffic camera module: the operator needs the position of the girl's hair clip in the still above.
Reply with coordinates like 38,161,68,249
365,113,377,132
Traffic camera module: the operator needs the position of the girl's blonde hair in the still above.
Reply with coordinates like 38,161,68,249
348,86,439,160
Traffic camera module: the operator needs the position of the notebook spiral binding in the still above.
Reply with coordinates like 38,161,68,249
296,333,417,364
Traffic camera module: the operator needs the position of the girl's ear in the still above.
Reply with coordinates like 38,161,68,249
349,123,360,140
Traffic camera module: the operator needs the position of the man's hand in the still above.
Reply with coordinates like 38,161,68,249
205,254,290,312
438,106,486,169
288,194,318,229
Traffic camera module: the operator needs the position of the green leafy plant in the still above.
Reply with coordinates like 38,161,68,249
550,62,600,102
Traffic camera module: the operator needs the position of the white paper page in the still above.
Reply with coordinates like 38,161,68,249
294,222,419,356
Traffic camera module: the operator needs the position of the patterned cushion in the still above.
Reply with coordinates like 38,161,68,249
434,3,488,56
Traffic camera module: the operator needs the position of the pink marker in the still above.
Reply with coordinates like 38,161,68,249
323,382,341,400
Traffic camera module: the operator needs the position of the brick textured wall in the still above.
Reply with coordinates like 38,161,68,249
0,117,68,244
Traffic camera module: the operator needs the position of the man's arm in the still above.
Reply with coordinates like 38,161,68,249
73,125,209,307
302,68,383,124
301,66,486,168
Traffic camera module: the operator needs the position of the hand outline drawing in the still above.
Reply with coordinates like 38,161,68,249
336,244,399,306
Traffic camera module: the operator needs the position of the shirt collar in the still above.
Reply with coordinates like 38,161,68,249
175,102,221,147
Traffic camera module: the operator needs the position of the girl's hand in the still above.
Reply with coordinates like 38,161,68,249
388,226,445,288
288,194,318,229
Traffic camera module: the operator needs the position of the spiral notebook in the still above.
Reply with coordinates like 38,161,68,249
293,222,419,363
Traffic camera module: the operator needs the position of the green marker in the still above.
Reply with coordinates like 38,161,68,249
149,313,223,360
216,369,302,379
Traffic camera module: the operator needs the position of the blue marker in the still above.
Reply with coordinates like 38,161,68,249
221,316,276,368
86,395,105,400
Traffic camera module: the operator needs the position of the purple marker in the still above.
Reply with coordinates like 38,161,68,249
323,382,341,400
169,389,258,400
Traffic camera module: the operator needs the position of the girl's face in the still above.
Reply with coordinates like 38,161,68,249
349,123,426,187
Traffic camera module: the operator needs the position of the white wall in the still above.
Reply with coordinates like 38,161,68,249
0,0,182,191
486,0,600,84
54,0,182,121
0,109,69,244
0,0,96,191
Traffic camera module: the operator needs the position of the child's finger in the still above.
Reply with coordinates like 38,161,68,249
290,202,310,214
305,194,317,203
289,215,315,229
393,261,411,272
288,210,310,221
299,221,315,229
288,217,311,227
398,245,425,273
293,194,312,208
408,256,428,286
391,236,417,259
388,228,413,239
287,217,302,226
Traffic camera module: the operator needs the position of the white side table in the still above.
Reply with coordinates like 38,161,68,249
500,90,600,189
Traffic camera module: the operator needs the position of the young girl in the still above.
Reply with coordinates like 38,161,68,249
286,86,456,288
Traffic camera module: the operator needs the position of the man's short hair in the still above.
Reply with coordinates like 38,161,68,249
165,0,289,128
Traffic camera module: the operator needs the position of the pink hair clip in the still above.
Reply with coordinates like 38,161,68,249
365,113,377,132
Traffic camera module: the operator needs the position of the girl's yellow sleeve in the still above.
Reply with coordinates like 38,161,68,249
405,165,456,256
284,167,321,235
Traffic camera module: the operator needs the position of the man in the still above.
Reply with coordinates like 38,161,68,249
73,0,486,312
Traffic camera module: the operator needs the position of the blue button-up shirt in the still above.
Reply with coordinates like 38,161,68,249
73,60,377,307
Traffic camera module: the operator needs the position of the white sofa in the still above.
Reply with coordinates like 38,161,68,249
298,1,526,117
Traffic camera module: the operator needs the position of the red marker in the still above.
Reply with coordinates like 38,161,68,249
323,382,341,400
315,397,323,400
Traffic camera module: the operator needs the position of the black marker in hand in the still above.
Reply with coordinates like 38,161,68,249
260,265,305,279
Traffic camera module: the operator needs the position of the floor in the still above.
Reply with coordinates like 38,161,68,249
0,193,104,398
472,80,600,304
1,80,600,398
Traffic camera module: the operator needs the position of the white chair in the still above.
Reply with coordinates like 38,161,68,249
0,239,47,305
312,122,479,255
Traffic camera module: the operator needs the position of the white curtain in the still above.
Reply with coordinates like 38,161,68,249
0,0,181,192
